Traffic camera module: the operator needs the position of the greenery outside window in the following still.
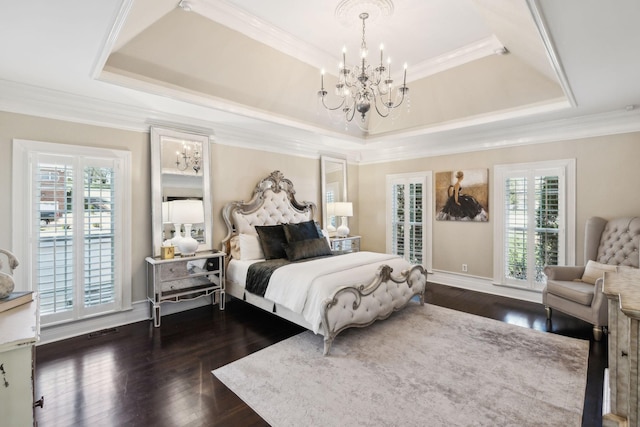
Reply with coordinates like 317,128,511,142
493,159,576,291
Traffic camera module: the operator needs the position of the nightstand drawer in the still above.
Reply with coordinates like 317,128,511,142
159,263,190,281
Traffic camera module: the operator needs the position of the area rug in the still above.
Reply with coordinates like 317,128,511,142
213,303,589,427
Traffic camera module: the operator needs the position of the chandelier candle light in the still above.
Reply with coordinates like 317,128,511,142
318,12,409,123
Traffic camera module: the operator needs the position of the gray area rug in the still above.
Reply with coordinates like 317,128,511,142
213,303,589,427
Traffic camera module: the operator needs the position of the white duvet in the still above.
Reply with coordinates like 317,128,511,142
229,252,412,333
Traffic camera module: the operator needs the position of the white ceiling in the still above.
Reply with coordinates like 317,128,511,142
0,0,639,163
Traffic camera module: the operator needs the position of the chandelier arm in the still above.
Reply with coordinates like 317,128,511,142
372,95,392,118
345,100,357,122
320,95,347,111
392,86,409,108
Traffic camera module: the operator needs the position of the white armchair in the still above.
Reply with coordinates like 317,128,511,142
543,217,640,340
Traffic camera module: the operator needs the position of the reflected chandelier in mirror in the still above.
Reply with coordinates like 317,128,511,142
150,127,212,257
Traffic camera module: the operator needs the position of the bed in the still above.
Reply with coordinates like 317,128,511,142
221,170,427,355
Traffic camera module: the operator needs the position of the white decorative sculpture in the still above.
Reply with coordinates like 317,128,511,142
0,249,19,299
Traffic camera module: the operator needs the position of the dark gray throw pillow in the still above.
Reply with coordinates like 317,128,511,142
283,220,321,243
284,237,333,261
255,224,287,259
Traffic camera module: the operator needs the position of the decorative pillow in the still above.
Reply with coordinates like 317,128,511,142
255,224,288,259
284,237,333,262
581,260,618,284
229,235,241,260
238,233,265,260
283,220,321,243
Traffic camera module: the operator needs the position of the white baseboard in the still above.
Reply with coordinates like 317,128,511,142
38,274,541,345
38,297,214,346
429,270,543,304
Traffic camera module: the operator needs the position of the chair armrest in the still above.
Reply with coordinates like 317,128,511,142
543,265,586,281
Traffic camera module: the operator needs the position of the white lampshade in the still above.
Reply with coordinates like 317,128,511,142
168,199,204,225
333,202,353,217
162,201,171,223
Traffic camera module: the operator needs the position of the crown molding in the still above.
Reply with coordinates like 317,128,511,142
526,0,577,107
355,107,640,164
409,35,504,81
1,79,638,166
195,0,336,72
194,0,505,83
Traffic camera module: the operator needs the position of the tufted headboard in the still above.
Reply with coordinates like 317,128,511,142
221,171,316,254
585,216,640,268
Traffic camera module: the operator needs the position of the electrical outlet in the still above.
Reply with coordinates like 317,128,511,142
462,264,468,272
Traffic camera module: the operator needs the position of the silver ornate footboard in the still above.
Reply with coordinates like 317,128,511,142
321,264,427,355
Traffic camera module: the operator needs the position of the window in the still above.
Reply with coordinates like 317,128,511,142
12,140,131,324
493,159,575,291
386,172,432,269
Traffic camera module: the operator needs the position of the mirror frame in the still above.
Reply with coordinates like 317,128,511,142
320,155,348,232
150,127,212,257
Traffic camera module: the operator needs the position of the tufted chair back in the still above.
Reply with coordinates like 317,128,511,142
585,217,640,268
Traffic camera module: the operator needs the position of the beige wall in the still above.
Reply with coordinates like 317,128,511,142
3,109,639,302
210,144,321,245
358,132,640,278
0,111,323,303
0,111,151,302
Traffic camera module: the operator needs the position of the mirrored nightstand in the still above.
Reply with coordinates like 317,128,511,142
329,235,361,254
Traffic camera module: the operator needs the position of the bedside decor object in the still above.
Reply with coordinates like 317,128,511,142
334,202,353,237
160,244,175,260
169,199,204,256
0,249,19,299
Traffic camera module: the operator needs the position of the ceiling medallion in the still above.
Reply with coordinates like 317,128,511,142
335,0,394,27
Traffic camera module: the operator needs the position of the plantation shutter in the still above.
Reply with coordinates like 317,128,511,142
390,177,425,264
502,168,564,289
9,137,134,327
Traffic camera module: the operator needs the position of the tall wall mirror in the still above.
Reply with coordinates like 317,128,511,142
320,156,348,235
150,127,212,257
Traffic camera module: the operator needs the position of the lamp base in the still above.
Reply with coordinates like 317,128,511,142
177,224,198,256
336,217,350,238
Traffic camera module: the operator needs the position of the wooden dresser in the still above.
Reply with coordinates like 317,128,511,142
0,297,40,426
602,268,640,427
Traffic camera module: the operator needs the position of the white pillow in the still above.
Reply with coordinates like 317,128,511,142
229,235,241,260
238,233,265,260
581,260,617,285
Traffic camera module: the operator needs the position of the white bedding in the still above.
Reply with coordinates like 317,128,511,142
228,252,412,333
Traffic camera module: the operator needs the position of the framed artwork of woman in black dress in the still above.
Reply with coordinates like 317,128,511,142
436,169,488,221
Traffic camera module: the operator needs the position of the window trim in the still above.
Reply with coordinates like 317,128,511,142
492,159,576,290
12,139,132,323
385,171,433,272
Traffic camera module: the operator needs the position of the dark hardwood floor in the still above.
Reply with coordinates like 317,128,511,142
35,283,606,427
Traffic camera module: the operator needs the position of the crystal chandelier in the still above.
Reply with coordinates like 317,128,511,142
318,12,409,124
175,142,201,174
